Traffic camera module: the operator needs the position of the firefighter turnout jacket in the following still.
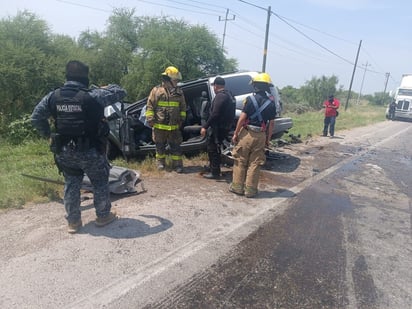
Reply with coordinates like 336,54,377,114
145,83,186,130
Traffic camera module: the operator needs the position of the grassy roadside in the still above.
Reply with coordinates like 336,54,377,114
285,104,387,140
0,104,387,209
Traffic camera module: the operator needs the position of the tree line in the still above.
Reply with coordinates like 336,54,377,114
0,9,388,141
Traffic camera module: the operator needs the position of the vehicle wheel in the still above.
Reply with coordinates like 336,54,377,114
220,140,234,166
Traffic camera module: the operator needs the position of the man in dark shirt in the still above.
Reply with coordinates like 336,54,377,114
200,76,235,179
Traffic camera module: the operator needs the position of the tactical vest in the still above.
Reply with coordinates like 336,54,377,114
219,89,236,130
50,86,102,140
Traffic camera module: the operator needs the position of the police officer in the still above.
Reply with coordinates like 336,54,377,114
31,60,127,233
145,66,186,173
230,73,277,198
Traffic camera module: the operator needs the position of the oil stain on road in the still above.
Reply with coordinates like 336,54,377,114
146,176,379,309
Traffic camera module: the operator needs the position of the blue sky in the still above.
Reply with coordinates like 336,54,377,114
2,0,411,95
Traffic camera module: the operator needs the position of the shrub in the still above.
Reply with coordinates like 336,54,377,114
6,114,40,144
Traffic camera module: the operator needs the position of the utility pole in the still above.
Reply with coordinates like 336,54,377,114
262,6,271,72
381,72,390,105
345,39,362,111
219,8,235,50
356,61,371,105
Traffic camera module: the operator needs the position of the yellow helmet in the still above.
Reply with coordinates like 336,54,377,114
252,72,272,84
162,66,182,80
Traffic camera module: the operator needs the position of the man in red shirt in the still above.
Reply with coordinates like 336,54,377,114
323,94,340,137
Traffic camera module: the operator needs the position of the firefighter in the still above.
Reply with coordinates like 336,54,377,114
230,73,277,198
31,60,127,233
145,66,186,172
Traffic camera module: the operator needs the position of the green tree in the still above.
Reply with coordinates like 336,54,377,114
279,85,309,114
106,8,140,52
364,92,391,106
79,9,141,86
122,16,237,100
0,11,56,120
300,75,339,109
0,11,83,124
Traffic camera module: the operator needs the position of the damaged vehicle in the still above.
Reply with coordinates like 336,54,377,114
105,71,293,160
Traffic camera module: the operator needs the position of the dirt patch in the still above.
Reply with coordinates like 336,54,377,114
135,133,361,199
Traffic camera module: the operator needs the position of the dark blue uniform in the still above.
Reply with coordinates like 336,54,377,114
31,81,126,225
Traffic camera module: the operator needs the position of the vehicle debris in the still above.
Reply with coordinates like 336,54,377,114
22,166,145,195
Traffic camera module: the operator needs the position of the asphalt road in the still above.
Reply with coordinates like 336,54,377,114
0,120,410,308
146,121,412,309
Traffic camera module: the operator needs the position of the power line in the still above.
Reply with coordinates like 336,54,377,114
237,0,391,75
237,0,266,11
55,0,392,88
163,0,223,15
135,0,219,17
277,15,358,46
179,0,229,12
55,0,111,12
230,20,262,38
360,46,387,75
270,11,355,66
231,8,339,65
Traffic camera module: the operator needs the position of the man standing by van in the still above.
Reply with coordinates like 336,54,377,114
200,76,235,179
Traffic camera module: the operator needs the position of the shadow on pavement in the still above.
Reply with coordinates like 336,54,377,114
80,214,173,239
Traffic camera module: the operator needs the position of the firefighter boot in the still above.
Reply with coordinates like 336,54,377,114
244,186,258,198
173,159,184,173
157,158,166,171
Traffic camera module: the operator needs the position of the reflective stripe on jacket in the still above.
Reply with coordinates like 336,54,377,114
146,84,186,130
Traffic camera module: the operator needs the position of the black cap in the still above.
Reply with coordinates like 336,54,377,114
212,76,225,86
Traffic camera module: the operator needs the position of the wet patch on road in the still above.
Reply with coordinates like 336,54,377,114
352,255,379,308
146,178,362,308
260,142,361,191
